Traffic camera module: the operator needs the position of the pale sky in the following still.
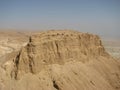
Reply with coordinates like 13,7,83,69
0,0,120,39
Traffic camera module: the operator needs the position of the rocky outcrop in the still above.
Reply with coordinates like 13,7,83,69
0,30,120,90
11,30,109,79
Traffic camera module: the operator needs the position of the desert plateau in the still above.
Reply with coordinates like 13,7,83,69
0,30,120,90
0,0,120,90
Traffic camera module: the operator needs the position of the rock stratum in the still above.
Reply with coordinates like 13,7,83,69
0,30,120,90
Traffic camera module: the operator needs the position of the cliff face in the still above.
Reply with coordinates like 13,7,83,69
12,30,108,79
1,30,120,90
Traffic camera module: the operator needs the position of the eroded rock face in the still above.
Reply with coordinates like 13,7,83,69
12,30,108,79
0,30,120,90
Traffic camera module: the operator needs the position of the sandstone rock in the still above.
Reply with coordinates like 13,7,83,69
0,30,120,90
11,30,108,79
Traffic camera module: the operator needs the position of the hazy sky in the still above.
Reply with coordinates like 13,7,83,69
0,0,120,39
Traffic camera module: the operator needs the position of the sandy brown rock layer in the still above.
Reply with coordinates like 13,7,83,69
0,30,120,90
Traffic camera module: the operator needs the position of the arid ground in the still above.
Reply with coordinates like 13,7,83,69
0,30,120,90
103,40,120,60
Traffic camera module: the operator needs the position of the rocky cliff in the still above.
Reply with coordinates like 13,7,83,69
0,30,120,90
12,30,108,79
